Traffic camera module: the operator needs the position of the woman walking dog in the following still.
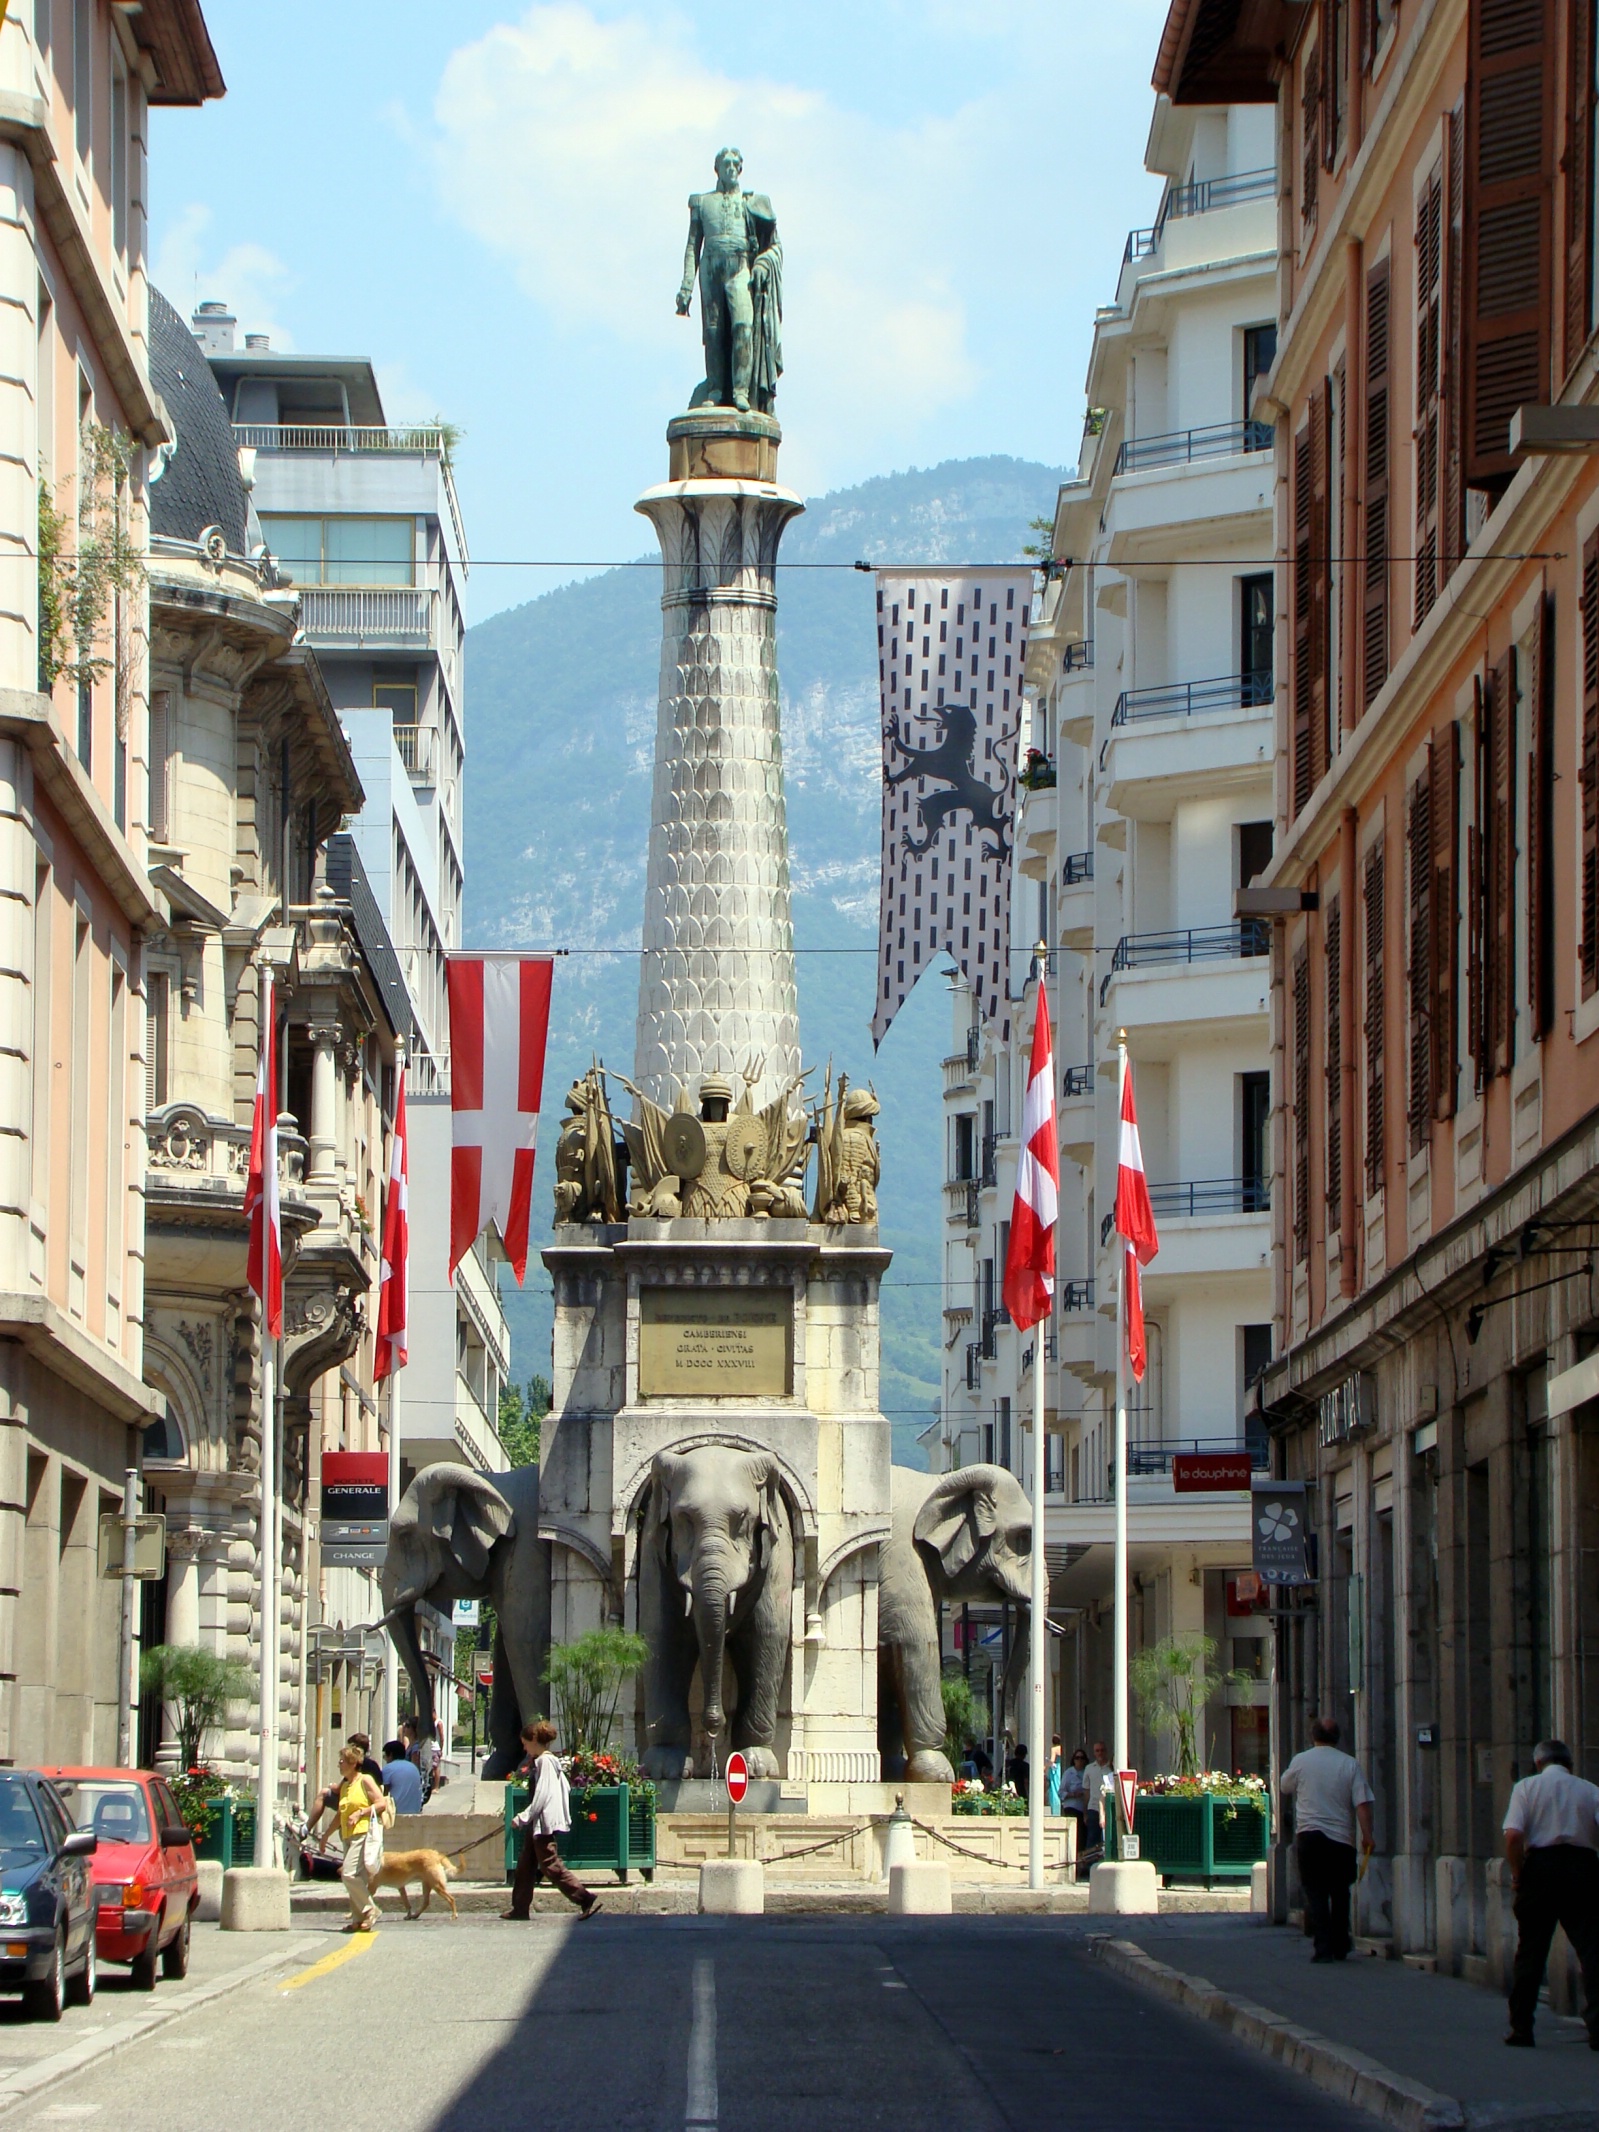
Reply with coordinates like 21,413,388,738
305,1741,394,1931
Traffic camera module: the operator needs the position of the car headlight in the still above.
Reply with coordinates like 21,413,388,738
0,1894,27,1927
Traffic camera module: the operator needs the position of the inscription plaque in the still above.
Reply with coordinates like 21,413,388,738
638,1287,792,1398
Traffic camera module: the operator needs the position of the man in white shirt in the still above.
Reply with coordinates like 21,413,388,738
1084,1739,1113,1853
1502,1739,1599,2048
1279,1716,1374,1962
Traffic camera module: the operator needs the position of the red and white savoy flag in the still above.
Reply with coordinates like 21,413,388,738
244,970,282,1339
448,956,554,1285
375,1064,409,1381
1114,1060,1159,1382
1003,981,1058,1330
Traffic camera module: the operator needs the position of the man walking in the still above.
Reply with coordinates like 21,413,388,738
1280,1717,1374,1962
502,1722,601,1922
1503,1739,1599,2048
1085,1739,1114,1853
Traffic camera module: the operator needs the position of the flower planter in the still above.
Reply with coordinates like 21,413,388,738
193,1796,256,1869
1107,1791,1269,1885
503,1783,656,1885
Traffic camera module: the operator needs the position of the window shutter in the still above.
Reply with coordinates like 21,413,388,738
1415,168,1444,628
1364,839,1386,1197
1488,650,1517,1076
1463,0,1555,488
1468,674,1488,1084
1293,417,1315,813
1527,592,1555,1038
1407,768,1433,1153
1443,102,1467,572
1430,719,1460,1118
1303,42,1322,226
145,970,168,1114
1312,380,1331,785
1581,530,1599,997
1364,259,1392,711
1293,948,1311,1263
1336,365,1349,741
1325,896,1343,1227
1565,0,1594,376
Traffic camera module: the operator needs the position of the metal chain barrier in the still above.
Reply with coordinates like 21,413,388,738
908,1813,1029,1868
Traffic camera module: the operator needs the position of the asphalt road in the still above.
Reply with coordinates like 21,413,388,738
2,1917,1379,2132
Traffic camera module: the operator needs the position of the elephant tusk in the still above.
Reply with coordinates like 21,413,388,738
684,1587,694,1618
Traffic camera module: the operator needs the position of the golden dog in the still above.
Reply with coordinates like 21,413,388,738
367,1846,462,1920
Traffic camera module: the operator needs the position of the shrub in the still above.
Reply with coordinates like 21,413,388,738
138,1644,253,1770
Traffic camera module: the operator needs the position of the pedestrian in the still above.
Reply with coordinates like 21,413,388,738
1502,1738,1599,2049
303,1742,391,1932
380,1738,424,1815
1084,1739,1114,1852
1008,1741,1030,1800
502,1722,601,1922
1060,1747,1089,1834
959,1739,980,1781
345,1731,384,1784
1046,1736,1063,1815
1279,1716,1374,1962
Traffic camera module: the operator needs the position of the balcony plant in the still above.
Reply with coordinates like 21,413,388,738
1018,747,1057,791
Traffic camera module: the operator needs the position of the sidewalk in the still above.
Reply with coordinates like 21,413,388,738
1103,1914,1599,2130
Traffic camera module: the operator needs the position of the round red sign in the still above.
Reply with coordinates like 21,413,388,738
474,1659,493,1687
724,1751,749,1804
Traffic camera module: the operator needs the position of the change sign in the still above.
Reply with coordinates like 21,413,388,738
1252,1479,1313,1585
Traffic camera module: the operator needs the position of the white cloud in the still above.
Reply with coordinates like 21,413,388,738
152,204,297,350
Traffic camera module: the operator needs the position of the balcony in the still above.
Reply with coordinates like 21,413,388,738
1062,1278,1095,1311
1125,1433,1270,1476
1099,923,1267,1004
980,1304,1011,1360
965,1342,982,1391
1062,641,1094,673
1019,750,1057,791
943,1178,979,1227
1147,1177,1270,1219
233,423,470,570
943,1052,976,1095
1061,1063,1094,1098
299,586,434,646
980,1133,1002,1189
1111,670,1272,732
1113,419,1273,477
1061,852,1094,886
965,1024,982,1071
1122,167,1275,263
392,723,436,783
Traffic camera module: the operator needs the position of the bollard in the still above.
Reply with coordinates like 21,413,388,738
699,1859,764,1914
1087,1860,1159,1915
888,1861,951,1915
220,1866,292,1931
881,1792,916,1882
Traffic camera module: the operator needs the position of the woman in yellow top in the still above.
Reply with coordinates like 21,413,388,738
327,1742,390,1932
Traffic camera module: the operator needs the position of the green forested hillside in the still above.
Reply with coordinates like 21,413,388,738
463,454,1067,1462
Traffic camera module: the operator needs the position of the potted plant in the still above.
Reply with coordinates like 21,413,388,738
1110,1637,1268,1884
503,1630,656,1884
139,1645,255,1865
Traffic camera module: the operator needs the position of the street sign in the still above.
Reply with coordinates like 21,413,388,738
725,1752,749,1805
1116,1769,1138,1834
474,1656,494,1688
1120,1834,1141,1860
454,1598,481,1629
97,1513,166,1580
1172,1450,1254,1493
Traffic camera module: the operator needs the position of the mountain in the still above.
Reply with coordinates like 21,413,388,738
462,454,1068,1464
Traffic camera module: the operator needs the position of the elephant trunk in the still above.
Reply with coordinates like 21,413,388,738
689,1557,739,1745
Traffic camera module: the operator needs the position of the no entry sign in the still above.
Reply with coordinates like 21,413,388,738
725,1752,749,1805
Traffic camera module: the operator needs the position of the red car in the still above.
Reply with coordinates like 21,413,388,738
38,1769,198,1988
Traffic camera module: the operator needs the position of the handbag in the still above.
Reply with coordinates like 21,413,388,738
361,1816,385,1878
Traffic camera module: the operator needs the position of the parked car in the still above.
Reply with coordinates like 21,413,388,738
0,1769,96,2020
38,1769,199,1989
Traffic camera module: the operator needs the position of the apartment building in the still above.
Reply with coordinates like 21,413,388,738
937,83,1277,1771
0,2,221,1765
1161,0,1599,1958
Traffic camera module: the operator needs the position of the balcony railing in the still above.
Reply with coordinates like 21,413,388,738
966,1342,982,1391
234,422,471,572
1099,920,1269,999
980,1304,1011,1359
942,1051,976,1093
299,586,433,642
980,1133,1001,1188
1122,168,1275,266
392,724,435,781
1061,851,1094,885
1062,1278,1095,1311
965,1024,981,1071
1113,419,1273,476
1127,1432,1271,1476
1146,1177,1271,1219
1062,1063,1094,1098
1111,670,1273,727
943,1178,979,1227
1062,641,1094,673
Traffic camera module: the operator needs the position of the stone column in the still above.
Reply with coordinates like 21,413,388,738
308,1021,339,1191
632,412,804,1110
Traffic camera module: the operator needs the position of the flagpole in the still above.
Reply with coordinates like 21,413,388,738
255,1327,276,1869
382,1039,406,1745
1028,952,1048,1894
1114,1031,1130,1790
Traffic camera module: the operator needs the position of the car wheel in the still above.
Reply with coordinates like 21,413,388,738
130,1924,159,1993
23,1931,64,2023
160,1914,189,1980
67,1929,95,2007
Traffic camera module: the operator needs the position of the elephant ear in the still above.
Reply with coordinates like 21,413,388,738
747,1454,788,1564
649,1452,684,1551
410,1464,516,1584
913,1466,1002,1582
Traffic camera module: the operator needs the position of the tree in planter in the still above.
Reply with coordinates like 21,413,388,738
940,1671,981,1770
138,1644,254,1770
1128,1634,1249,1780
541,1628,649,1757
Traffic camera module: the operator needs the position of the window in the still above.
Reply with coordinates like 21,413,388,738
68,910,90,1313
260,515,414,587
953,1113,975,1181
34,0,50,61
31,865,50,1238
76,679,91,772
1243,325,1277,422
1238,820,1273,889
110,56,127,258
148,691,170,842
1240,574,1273,697
997,1396,1012,1472
72,0,91,168
1241,1071,1270,1212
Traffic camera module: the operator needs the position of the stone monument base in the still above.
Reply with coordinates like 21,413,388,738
667,408,781,482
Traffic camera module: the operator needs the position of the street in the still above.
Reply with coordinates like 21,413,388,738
0,1918,1377,2132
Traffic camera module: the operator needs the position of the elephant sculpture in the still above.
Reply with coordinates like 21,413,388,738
639,1447,795,1781
877,1463,1033,1783
380,1462,551,1780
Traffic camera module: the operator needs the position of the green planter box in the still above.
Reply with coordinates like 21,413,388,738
503,1783,656,1885
1108,1792,1269,1885
193,1796,257,1869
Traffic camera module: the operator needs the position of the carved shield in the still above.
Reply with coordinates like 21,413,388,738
723,1115,767,1180
661,1111,707,1180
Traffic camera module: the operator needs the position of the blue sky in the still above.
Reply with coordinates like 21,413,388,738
150,1,1171,621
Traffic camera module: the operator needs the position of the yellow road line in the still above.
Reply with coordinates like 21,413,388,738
280,1931,378,1991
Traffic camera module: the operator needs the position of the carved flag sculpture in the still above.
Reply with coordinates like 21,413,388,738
244,969,282,1337
873,569,1031,1043
1003,980,1057,1329
375,1064,409,1381
448,955,554,1284
1114,1061,1159,1382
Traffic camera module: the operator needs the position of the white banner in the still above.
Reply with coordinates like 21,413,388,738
873,569,1031,1045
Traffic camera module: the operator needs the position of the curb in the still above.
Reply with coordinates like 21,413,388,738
0,1933,323,2115
1091,1936,1467,2131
